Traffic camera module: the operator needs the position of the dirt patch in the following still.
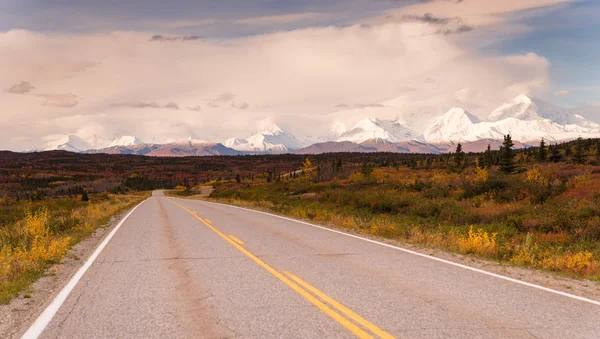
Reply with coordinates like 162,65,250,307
0,210,133,338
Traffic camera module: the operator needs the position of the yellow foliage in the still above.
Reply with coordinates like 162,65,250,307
540,251,599,275
526,167,547,186
1,194,146,301
573,171,591,187
458,226,497,256
371,168,390,183
474,161,488,183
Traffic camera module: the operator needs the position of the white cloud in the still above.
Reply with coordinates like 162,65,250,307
0,0,572,150
555,89,569,96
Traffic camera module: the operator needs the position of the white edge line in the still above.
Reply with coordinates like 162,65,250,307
21,199,149,339
174,197,600,307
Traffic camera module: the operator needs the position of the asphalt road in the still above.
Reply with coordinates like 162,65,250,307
24,191,600,338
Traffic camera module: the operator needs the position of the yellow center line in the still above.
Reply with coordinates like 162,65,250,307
228,235,244,245
284,271,394,339
205,218,212,223
167,199,378,339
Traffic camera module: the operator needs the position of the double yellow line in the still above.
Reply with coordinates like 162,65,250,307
168,199,394,339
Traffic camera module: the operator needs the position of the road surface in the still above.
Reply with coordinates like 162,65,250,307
22,191,600,338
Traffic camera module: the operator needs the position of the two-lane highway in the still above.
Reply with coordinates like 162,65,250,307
22,191,600,338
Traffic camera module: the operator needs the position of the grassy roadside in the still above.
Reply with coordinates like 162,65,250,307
173,163,600,282
0,192,149,304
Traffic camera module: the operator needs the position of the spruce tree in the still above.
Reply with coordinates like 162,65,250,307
483,144,494,168
454,143,465,168
549,145,562,163
573,137,586,164
537,139,547,162
499,134,516,174
81,190,89,202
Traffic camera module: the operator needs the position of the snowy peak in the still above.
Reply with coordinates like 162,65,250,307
336,118,414,143
258,123,284,136
43,135,92,152
104,136,143,148
486,95,594,127
224,123,303,153
422,107,481,143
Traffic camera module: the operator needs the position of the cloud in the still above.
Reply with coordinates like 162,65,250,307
232,102,249,110
187,105,202,112
213,92,236,102
402,13,455,25
437,24,473,35
150,35,204,42
111,101,182,110
112,102,162,109
236,12,319,25
335,103,385,109
7,81,35,94
555,89,569,96
164,102,180,110
0,0,572,150
37,94,78,107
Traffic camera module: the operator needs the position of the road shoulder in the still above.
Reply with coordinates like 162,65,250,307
0,210,134,338
177,195,600,304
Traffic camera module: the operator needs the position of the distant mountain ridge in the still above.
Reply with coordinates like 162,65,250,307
36,94,600,156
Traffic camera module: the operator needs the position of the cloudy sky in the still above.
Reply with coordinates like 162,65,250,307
1,0,599,150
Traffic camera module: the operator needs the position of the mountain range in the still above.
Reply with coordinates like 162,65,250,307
37,95,600,156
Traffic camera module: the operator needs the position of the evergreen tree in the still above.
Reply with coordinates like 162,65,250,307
235,174,241,183
81,190,89,202
536,139,547,162
573,137,586,164
499,134,516,174
483,144,494,168
361,162,373,177
549,145,562,163
454,143,465,168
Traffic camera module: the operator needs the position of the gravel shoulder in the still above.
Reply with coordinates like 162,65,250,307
0,211,132,339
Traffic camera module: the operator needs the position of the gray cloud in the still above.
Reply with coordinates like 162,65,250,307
403,13,454,25
150,35,204,42
187,105,202,112
112,101,162,109
7,81,35,94
37,94,78,107
400,13,473,35
232,102,249,110
164,102,180,110
437,25,473,35
214,92,236,102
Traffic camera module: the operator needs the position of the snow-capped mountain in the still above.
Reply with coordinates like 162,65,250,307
223,123,303,153
43,135,92,152
488,95,599,128
420,95,600,143
336,118,414,143
422,108,481,143
103,136,144,148
30,94,600,156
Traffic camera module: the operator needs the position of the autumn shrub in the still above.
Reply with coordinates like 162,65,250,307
0,193,146,303
210,163,600,279
457,226,498,256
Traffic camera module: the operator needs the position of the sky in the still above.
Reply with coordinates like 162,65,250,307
1,0,599,150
